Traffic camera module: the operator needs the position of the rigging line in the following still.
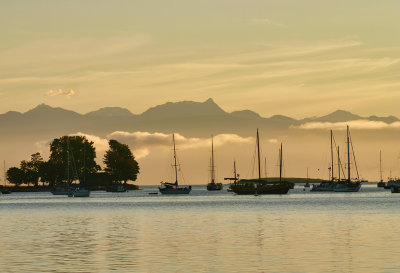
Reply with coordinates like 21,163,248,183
333,134,346,179
349,130,360,180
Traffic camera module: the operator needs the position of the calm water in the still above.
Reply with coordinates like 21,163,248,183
1,184,400,273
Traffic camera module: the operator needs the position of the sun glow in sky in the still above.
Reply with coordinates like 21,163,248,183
0,0,399,118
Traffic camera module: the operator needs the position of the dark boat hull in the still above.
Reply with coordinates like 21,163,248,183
159,186,191,194
377,181,386,188
207,182,223,191
230,183,290,195
334,182,361,192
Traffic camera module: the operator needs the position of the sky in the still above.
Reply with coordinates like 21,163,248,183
0,0,399,118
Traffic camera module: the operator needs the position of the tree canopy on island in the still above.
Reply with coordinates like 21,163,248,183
48,135,101,184
103,139,139,184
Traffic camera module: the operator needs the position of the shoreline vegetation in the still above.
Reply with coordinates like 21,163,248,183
3,135,140,193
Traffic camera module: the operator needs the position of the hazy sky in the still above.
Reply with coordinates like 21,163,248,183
0,0,399,118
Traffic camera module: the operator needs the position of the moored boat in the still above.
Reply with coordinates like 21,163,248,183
207,136,223,191
230,129,291,195
159,134,192,195
377,151,386,188
333,126,361,192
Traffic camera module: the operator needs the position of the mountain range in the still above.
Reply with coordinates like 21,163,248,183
0,98,398,139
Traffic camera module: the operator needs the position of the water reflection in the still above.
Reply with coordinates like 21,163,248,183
1,186,400,272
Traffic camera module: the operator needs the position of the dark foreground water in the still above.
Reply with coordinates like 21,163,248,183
1,184,400,273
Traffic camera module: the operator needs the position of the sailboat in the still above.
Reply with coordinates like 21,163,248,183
1,160,11,194
377,151,386,188
225,161,239,192
311,130,337,192
159,134,192,194
71,144,90,197
229,129,291,195
333,126,361,192
207,136,223,191
51,139,75,195
304,168,310,188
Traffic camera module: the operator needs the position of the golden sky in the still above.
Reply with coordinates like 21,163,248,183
0,0,399,118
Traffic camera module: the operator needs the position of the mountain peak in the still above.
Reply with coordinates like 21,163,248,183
141,98,226,119
86,107,134,117
315,110,362,122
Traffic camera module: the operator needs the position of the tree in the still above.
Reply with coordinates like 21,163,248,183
39,161,63,187
7,167,25,186
103,140,140,184
49,135,101,185
20,152,44,187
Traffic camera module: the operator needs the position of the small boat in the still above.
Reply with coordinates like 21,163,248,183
333,126,361,192
230,129,291,195
207,136,223,191
72,187,90,197
384,179,400,189
106,184,127,192
391,186,400,193
304,168,310,188
51,186,75,196
148,192,159,195
377,151,386,188
311,130,338,192
70,144,90,198
1,161,11,194
159,134,192,195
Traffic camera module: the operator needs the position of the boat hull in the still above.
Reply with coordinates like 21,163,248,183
207,182,223,191
51,188,75,195
159,187,192,194
311,182,336,192
230,182,290,195
73,189,90,197
391,186,400,193
377,181,386,188
333,182,361,192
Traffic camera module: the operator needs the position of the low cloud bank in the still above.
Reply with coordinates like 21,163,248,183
36,132,253,160
294,120,400,130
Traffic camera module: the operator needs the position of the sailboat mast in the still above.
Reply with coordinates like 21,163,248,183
173,134,178,184
264,157,267,179
380,150,383,182
279,143,283,183
257,129,261,180
234,160,237,183
338,146,341,182
3,160,6,186
67,138,70,185
331,130,334,181
347,126,351,182
211,135,215,182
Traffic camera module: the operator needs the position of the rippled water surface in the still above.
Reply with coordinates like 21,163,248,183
1,184,400,272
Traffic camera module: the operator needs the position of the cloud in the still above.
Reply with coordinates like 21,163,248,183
268,138,278,144
107,131,254,159
35,132,254,161
294,120,400,130
45,89,76,98
250,18,286,28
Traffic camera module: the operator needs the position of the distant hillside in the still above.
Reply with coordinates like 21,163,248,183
0,98,398,139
